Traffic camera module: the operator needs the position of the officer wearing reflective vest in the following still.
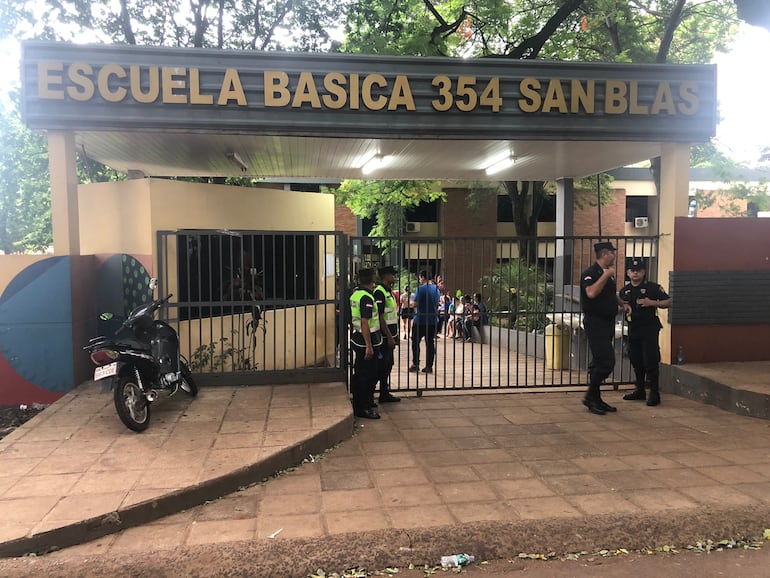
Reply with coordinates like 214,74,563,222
349,268,383,419
373,266,401,405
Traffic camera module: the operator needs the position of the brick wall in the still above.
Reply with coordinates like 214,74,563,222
334,205,358,237
571,188,627,284
440,188,498,296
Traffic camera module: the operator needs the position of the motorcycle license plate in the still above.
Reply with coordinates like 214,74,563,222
94,362,118,380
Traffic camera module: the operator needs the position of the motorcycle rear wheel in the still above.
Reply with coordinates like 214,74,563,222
179,361,198,397
114,375,151,432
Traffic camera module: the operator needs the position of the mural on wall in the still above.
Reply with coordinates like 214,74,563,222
0,253,152,405
0,257,74,405
95,254,152,336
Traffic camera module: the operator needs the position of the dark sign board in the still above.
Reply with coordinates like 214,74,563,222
22,42,717,142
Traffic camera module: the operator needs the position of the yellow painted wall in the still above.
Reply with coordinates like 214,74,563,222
78,179,153,255
77,178,338,370
0,255,52,293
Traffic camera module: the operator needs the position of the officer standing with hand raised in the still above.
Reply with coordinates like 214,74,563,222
580,241,626,415
619,258,672,406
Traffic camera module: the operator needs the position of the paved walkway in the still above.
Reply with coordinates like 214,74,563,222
1,364,769,575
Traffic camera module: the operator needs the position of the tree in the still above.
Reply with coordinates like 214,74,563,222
327,179,445,238
342,0,740,257
0,0,351,252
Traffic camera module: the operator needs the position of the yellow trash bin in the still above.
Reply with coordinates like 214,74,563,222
545,324,571,370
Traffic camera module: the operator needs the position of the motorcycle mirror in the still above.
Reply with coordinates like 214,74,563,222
148,278,158,291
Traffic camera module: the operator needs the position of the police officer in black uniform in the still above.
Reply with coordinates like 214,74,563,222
373,265,401,404
349,269,383,419
619,258,672,406
580,241,624,415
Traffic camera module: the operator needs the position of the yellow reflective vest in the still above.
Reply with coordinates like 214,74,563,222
374,284,399,327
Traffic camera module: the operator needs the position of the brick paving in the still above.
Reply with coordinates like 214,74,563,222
19,376,768,560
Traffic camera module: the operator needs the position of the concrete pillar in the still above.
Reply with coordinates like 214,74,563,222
48,131,80,255
657,143,690,363
554,178,575,309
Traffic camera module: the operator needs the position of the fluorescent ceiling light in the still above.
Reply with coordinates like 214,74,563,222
484,154,515,175
361,154,393,175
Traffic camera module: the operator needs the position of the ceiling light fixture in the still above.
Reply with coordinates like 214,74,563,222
361,154,393,175
484,154,515,176
226,152,248,172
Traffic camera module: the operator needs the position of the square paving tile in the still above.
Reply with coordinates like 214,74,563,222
426,465,482,484
568,492,640,515
509,496,582,520
542,473,608,496
473,462,534,481
371,467,431,488
447,501,517,523
321,488,382,513
368,453,420,470
571,456,632,473
2,473,81,499
525,459,585,477
678,485,757,507
44,491,127,522
491,478,556,499
379,484,442,507
259,492,321,515
646,468,718,488
618,454,683,470
110,521,190,552
187,518,257,545
324,509,391,534
624,489,699,511
386,505,456,529
667,451,733,468
695,465,767,485
435,481,497,503
320,470,373,491
255,513,325,540
595,470,666,491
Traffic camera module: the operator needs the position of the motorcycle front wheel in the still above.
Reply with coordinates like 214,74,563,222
114,375,151,432
179,361,198,397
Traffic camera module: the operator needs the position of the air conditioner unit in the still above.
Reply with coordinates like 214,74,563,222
405,222,421,233
634,216,649,228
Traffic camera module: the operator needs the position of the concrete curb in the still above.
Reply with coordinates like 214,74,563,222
662,365,770,420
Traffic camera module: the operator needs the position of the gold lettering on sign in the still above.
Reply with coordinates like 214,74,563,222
322,72,347,109
362,74,387,110
218,69,246,105
571,80,594,113
678,82,699,115
605,80,627,114
389,75,415,110
98,64,127,102
628,81,648,114
542,79,568,113
39,62,64,99
349,74,360,110
130,66,159,103
518,78,541,113
162,67,187,104
264,71,290,106
293,71,321,108
189,68,213,105
67,63,94,101
651,82,675,114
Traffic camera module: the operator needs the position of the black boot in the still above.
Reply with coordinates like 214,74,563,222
647,385,660,406
646,374,660,406
623,386,646,401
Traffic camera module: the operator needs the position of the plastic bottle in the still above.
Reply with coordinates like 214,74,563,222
440,554,475,568
676,345,685,365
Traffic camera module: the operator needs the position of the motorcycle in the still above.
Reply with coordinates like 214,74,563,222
84,279,197,432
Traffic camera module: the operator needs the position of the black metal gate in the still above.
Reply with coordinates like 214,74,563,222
349,234,660,393
156,229,348,385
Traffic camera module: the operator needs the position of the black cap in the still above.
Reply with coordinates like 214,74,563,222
378,265,397,277
628,258,646,271
594,241,616,254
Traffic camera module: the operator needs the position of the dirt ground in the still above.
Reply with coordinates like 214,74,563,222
0,538,767,577
0,405,46,441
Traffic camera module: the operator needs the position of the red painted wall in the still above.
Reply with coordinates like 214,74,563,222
672,217,770,363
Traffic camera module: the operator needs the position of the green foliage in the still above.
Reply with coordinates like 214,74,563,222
189,330,257,372
478,259,553,333
0,103,51,253
325,180,445,238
